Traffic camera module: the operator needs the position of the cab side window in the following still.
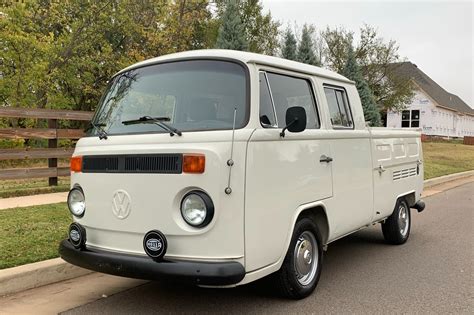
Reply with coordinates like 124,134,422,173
259,72,277,127
324,86,353,128
266,72,320,129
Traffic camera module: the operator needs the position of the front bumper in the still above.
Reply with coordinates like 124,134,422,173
59,239,245,285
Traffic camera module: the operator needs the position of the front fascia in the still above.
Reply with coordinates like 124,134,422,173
71,129,253,264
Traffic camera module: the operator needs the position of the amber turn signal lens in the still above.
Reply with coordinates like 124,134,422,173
183,154,205,174
70,156,83,173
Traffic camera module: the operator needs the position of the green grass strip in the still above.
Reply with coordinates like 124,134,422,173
0,203,71,269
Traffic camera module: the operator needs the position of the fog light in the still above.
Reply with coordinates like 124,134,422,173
180,191,214,228
69,223,86,249
143,230,167,261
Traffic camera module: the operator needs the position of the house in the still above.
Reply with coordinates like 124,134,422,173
386,62,474,138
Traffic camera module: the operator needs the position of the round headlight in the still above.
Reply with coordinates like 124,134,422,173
68,187,86,217
180,191,214,227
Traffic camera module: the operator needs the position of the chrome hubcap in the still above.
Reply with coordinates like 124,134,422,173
398,204,409,237
294,231,318,286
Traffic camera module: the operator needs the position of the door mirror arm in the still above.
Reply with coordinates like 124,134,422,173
280,118,298,138
280,106,307,138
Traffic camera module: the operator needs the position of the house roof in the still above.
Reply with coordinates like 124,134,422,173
389,62,474,115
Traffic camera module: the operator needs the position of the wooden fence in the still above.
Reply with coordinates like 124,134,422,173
0,107,94,185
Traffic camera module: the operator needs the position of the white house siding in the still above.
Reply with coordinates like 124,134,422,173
387,89,474,138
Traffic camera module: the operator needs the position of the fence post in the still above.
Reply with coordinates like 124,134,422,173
48,118,58,186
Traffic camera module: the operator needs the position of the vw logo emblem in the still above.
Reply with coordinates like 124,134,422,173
112,190,131,220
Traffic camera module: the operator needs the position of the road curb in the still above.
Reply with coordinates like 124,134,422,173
424,170,474,189
0,257,92,297
1,170,473,297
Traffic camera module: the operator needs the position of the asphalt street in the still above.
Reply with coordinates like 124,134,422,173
60,181,473,314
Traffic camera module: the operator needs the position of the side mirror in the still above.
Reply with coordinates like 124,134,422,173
280,106,307,137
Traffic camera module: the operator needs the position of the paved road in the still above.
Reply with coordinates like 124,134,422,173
60,182,473,314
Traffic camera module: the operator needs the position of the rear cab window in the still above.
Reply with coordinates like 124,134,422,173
324,86,354,129
259,71,320,129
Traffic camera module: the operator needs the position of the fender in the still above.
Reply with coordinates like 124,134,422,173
238,200,330,285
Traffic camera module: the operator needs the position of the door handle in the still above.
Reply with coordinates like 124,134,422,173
320,155,333,163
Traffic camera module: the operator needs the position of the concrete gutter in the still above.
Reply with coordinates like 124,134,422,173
0,258,92,297
0,170,473,297
424,170,474,189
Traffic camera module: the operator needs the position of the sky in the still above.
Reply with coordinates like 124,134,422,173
261,0,473,107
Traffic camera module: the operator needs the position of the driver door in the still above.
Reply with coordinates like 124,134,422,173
244,70,333,272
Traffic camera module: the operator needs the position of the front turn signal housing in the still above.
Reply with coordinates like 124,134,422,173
183,154,205,174
70,156,83,173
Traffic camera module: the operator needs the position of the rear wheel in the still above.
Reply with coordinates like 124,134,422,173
382,199,411,244
273,218,323,299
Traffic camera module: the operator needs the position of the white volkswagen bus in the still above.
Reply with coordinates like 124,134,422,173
60,50,425,299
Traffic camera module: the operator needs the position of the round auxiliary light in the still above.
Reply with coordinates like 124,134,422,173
180,191,214,228
143,230,167,261
69,223,86,249
67,187,86,217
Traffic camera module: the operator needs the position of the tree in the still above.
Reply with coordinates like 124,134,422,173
239,0,279,55
214,0,280,55
0,0,215,113
343,46,382,126
321,24,414,112
281,27,297,61
162,0,215,53
215,0,248,50
297,24,320,66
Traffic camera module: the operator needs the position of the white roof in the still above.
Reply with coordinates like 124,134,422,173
117,49,352,84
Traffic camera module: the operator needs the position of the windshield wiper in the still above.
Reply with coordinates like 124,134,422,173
121,116,182,136
85,122,108,140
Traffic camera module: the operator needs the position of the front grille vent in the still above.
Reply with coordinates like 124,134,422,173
393,167,417,181
82,154,182,174
83,156,119,172
124,155,181,173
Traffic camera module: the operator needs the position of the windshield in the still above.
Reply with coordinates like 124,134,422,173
89,60,248,136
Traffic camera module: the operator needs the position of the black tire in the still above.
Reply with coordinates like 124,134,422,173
272,217,323,299
382,198,411,245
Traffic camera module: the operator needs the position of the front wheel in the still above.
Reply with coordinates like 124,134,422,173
273,218,323,299
382,199,411,245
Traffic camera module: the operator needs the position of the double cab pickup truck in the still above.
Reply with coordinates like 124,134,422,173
60,50,425,299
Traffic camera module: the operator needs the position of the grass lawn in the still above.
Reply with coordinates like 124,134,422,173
0,203,71,269
0,177,70,198
423,142,474,179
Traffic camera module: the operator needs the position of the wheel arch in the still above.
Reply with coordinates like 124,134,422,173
280,202,329,266
295,205,330,246
396,190,416,208
238,201,331,286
